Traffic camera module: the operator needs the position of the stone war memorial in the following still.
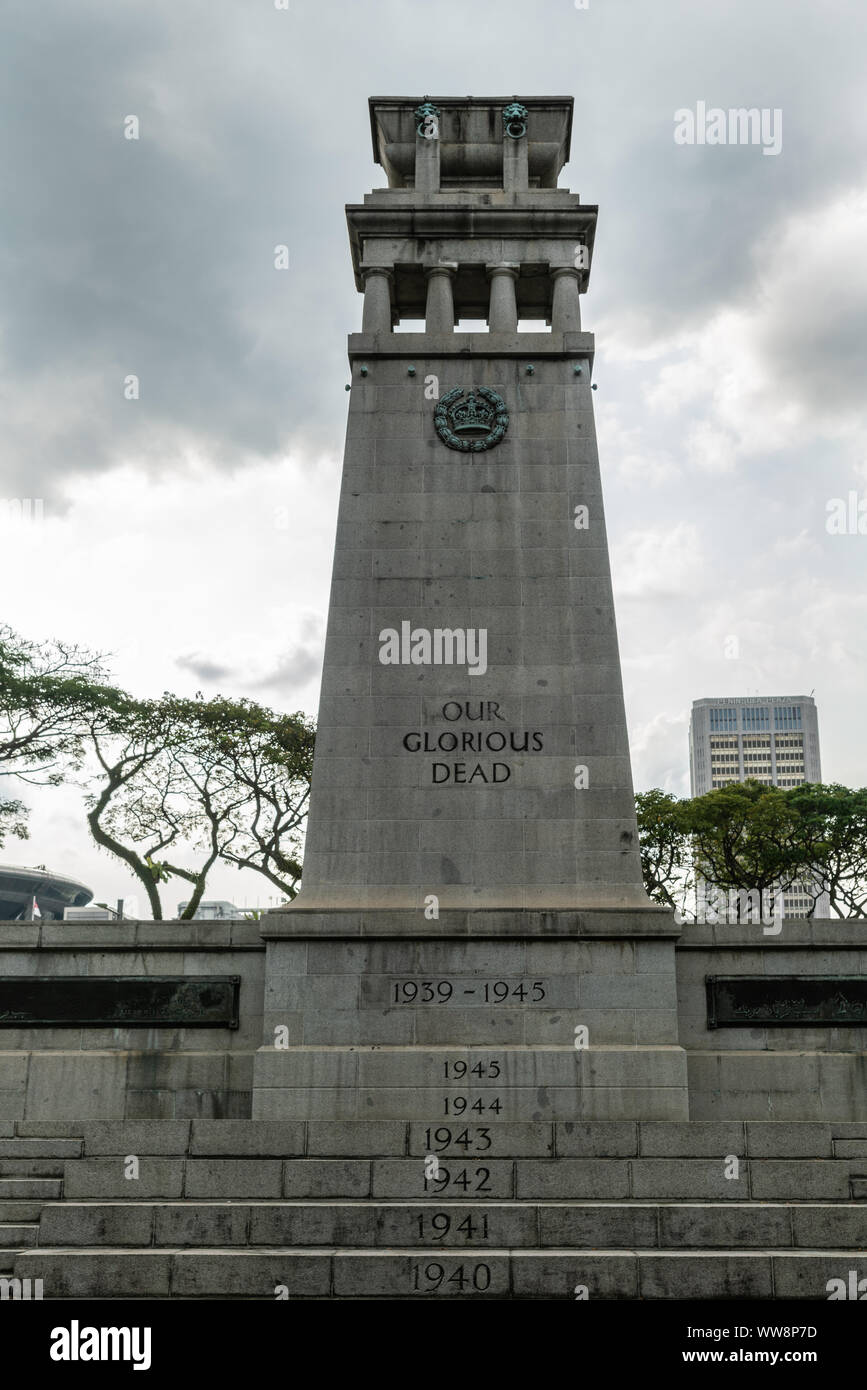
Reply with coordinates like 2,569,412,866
2,96,867,1302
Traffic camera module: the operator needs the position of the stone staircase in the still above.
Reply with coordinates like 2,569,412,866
0,1131,82,1288
0,1120,865,1299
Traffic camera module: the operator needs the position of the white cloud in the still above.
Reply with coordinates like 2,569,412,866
612,522,707,599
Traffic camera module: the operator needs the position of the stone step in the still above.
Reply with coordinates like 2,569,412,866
0,1201,46,1222
0,1140,82,1159
30,1119,867,1160
0,1224,38,1248
12,1124,86,1139
0,1179,62,1200
59,1157,867,1202
0,1159,65,1178
15,1247,867,1299
34,1200,867,1251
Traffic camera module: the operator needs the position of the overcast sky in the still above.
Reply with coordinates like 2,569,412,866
2,0,866,913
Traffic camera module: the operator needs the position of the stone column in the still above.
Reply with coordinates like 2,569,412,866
360,267,393,333
424,263,457,333
486,262,520,333
551,266,582,332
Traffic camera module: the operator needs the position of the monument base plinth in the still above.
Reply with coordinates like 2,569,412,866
253,909,688,1121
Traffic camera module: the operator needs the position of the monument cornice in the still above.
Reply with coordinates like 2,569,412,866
368,93,575,165
347,204,597,242
346,330,595,363
347,205,598,296
261,907,680,941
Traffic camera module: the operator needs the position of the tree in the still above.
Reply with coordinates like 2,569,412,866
84,695,194,920
0,796,29,851
169,694,314,901
685,780,805,906
635,781,867,921
635,789,692,911
784,783,867,917
0,625,121,834
84,692,314,919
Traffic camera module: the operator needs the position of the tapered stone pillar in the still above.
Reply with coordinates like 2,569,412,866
255,97,687,1124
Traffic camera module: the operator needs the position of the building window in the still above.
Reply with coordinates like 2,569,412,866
774,705,802,731
742,706,770,731
709,707,737,732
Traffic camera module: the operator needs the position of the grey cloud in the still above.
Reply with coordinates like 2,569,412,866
174,652,234,683
173,646,322,700
254,645,322,698
3,0,866,506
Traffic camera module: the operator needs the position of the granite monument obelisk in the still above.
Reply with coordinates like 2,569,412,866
254,97,687,1121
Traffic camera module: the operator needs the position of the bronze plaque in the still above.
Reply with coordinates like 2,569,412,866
0,976,240,1028
707,976,867,1029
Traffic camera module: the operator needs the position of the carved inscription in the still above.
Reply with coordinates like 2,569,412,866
414,1212,491,1242
412,1262,492,1293
391,979,547,1004
400,700,546,784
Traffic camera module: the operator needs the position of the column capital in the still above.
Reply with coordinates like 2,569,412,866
485,262,521,281
360,264,394,282
424,261,458,279
551,265,582,282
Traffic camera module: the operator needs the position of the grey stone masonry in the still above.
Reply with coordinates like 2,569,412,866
292,333,646,911
260,920,678,1036
286,98,647,913
255,914,687,1120
6,1120,867,1299
257,96,685,1123
677,920,867,1118
0,918,264,1120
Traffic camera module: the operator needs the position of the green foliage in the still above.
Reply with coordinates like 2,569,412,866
784,783,867,916
0,796,29,849
0,623,316,921
634,789,691,911
0,624,126,783
636,781,867,919
686,780,805,896
83,689,315,919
